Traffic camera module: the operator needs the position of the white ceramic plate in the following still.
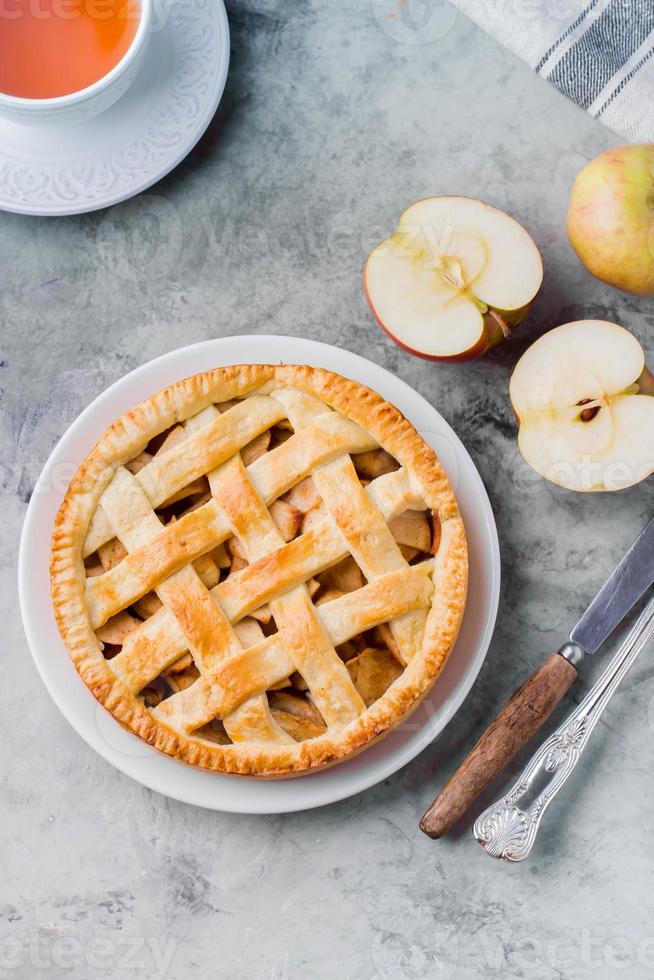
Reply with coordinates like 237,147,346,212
19,337,500,813
0,0,229,216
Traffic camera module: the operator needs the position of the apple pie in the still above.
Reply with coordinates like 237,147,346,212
50,365,467,777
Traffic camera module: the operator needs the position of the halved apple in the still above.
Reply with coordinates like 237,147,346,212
510,320,654,492
364,196,543,361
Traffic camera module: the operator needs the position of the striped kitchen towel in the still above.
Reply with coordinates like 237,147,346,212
453,0,654,142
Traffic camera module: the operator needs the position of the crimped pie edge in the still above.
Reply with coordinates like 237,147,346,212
50,364,468,777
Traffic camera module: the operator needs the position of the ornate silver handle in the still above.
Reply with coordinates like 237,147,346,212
473,593,654,862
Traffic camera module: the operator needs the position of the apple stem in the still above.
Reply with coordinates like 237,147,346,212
485,310,512,342
638,366,654,396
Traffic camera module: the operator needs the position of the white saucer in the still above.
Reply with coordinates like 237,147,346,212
0,0,229,216
19,337,500,813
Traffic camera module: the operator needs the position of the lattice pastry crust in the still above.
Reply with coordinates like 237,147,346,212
50,365,467,777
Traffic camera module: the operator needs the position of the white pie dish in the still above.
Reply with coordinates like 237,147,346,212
19,336,500,813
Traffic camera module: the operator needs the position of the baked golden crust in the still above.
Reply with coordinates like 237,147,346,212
50,364,468,777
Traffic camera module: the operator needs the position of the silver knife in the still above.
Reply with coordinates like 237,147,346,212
420,517,654,839
561,516,654,666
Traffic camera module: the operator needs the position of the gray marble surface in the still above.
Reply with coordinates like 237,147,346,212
2,2,654,978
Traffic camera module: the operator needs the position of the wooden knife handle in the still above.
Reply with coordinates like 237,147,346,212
419,652,579,839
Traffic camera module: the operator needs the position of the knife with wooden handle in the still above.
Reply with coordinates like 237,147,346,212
420,516,654,839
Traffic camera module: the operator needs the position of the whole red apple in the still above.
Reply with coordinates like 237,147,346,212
567,145,654,296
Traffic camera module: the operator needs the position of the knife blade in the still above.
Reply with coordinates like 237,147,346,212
570,517,654,656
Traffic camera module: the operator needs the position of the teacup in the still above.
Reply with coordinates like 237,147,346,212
0,0,151,126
